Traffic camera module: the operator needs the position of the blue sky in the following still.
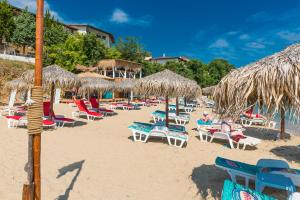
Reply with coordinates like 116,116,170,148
8,0,300,66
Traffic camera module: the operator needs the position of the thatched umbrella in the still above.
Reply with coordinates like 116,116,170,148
5,78,32,103
135,69,201,126
22,65,80,118
78,73,115,101
214,43,300,139
202,85,216,97
5,78,30,91
115,79,137,104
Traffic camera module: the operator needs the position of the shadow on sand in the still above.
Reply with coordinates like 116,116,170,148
191,164,229,199
56,160,85,200
271,145,300,163
244,127,291,141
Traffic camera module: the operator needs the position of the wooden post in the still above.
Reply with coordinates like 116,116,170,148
124,69,127,79
32,1,44,200
176,97,179,116
139,70,142,79
280,108,285,140
165,96,169,127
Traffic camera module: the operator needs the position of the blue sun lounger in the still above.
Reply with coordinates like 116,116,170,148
215,157,300,188
128,121,188,148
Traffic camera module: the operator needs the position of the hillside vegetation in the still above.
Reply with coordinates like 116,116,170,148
0,59,33,103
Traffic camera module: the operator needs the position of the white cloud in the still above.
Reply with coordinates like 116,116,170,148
246,42,265,49
110,8,129,23
239,34,250,40
277,30,300,42
110,8,152,26
227,31,239,36
8,0,63,21
209,39,229,48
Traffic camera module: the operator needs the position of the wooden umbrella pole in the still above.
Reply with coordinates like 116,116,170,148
165,96,169,127
176,97,179,116
280,108,285,140
32,0,44,199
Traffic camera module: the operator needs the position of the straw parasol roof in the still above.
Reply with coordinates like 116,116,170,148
114,79,137,92
202,85,216,96
214,42,300,119
77,73,115,94
94,59,143,72
78,72,114,80
5,78,31,91
22,65,80,89
135,69,201,97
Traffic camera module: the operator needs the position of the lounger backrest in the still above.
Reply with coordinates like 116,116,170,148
89,97,98,109
257,159,290,169
75,100,89,113
215,157,258,176
43,102,51,117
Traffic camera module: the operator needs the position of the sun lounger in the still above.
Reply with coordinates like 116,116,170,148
197,127,261,150
241,116,276,129
215,157,300,188
6,115,56,129
152,110,190,125
128,121,188,148
73,100,103,120
43,102,76,127
221,180,275,200
111,103,135,110
89,97,115,116
169,104,194,113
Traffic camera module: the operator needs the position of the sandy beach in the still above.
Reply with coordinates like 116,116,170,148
1,102,300,200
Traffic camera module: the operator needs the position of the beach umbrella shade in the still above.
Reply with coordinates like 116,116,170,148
78,72,115,101
114,79,137,104
214,42,300,139
22,65,80,118
135,69,201,126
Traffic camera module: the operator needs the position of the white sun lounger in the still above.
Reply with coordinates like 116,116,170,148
197,128,261,150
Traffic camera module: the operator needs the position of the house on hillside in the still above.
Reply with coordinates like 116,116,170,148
146,54,189,65
67,24,115,47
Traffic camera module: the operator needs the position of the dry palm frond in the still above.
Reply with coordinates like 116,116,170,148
135,69,201,97
22,65,80,89
214,42,300,119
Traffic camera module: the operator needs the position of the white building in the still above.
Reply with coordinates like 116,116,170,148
67,24,115,48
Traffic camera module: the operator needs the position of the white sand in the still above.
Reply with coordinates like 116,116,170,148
0,102,300,200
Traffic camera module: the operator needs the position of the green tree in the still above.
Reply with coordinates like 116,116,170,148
116,37,150,62
142,61,165,77
105,46,122,59
206,59,234,85
164,61,194,80
0,0,15,46
44,10,69,47
44,34,87,71
82,33,107,66
44,33,108,70
11,8,35,54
